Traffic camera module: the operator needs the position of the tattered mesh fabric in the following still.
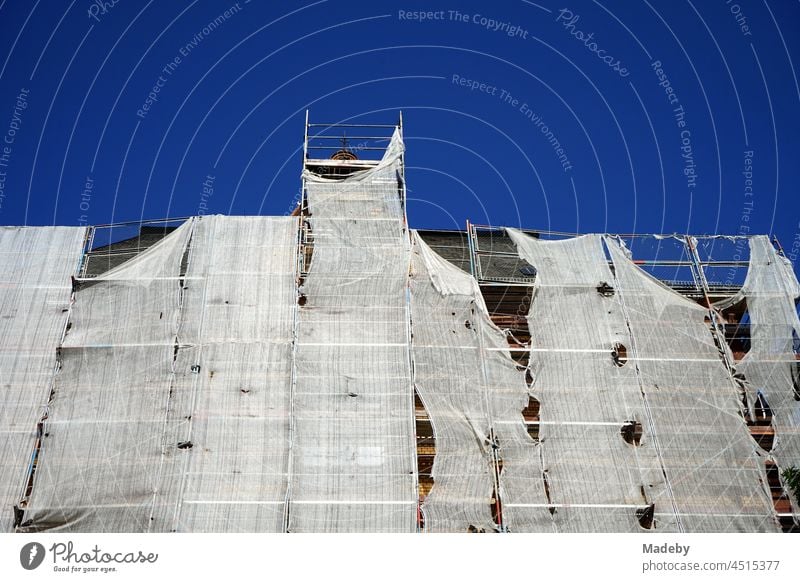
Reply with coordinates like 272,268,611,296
605,237,778,532
506,229,660,532
716,236,800,518
409,234,495,532
0,227,87,532
152,216,298,532
288,129,417,532
409,233,541,532
20,221,193,532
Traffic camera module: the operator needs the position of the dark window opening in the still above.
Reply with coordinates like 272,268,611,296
596,281,615,297
620,420,643,446
722,304,751,360
521,396,540,441
753,391,773,424
414,388,436,531
491,459,503,529
612,343,628,367
750,390,775,451
636,503,655,529
792,363,800,402
766,461,799,532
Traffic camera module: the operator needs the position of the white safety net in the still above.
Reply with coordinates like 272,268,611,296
287,130,417,532
409,232,541,532
20,217,300,533
153,216,297,532
507,229,657,532
606,238,777,532
21,221,193,532
0,227,87,532
508,229,777,532
717,236,800,518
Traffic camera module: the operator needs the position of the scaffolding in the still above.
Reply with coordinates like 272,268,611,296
2,114,799,533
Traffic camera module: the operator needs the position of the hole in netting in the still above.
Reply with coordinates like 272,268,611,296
483,429,504,531
414,388,436,528
733,370,748,385
765,461,799,532
12,506,25,528
720,301,751,360
543,470,555,515
521,396,540,441
739,390,750,422
298,294,307,306
596,281,615,297
300,221,314,273
490,464,503,530
177,441,193,450
612,343,628,367
464,320,472,330
749,390,774,452
636,503,655,529
467,524,486,533
792,360,800,402
490,502,501,530
753,391,773,424
620,420,642,446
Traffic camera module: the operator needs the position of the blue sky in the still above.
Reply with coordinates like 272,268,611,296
0,0,798,266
